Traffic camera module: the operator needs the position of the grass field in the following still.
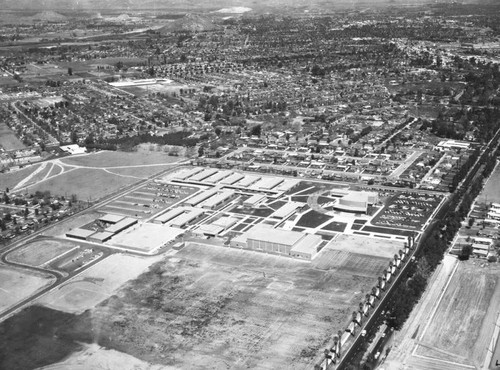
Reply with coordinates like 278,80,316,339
416,261,500,368
38,254,160,314
0,122,25,151
28,168,140,200
1,163,41,190
0,266,55,315
60,151,182,168
6,239,77,267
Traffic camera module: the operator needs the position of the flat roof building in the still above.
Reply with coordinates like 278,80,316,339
270,201,304,219
66,228,95,240
184,189,218,207
153,207,186,224
99,214,124,224
243,194,267,208
189,168,219,182
253,177,284,190
204,170,232,184
174,167,204,181
105,217,138,234
88,231,114,243
237,175,261,188
170,209,205,228
201,190,237,210
220,173,245,185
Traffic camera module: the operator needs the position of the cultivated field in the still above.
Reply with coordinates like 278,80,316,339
0,265,55,314
37,254,160,314
416,261,500,368
477,162,500,204
0,122,25,151
324,234,405,259
6,239,77,267
406,261,500,369
80,244,379,370
60,151,181,168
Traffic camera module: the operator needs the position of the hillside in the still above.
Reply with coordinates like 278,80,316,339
158,13,219,33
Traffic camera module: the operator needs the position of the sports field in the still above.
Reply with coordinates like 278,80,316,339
0,266,55,314
37,254,160,314
6,239,78,267
1,163,41,190
82,244,380,370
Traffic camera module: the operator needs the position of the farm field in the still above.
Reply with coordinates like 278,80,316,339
415,261,500,368
0,122,25,151
0,265,55,314
477,162,500,204
6,239,78,267
37,253,160,314
60,151,182,168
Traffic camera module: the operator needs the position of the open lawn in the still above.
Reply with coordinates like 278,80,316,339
296,210,332,228
28,168,140,200
0,266,55,315
1,163,41,190
60,151,183,168
416,261,500,368
6,239,77,267
0,122,25,151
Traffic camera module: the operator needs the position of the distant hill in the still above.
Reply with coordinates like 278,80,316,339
31,11,67,21
158,13,219,33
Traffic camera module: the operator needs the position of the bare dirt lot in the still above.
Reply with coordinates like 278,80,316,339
80,244,379,370
324,234,405,259
37,254,160,314
0,265,55,315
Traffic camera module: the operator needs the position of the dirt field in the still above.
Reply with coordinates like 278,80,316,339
0,122,25,151
38,343,172,370
0,265,55,314
37,254,161,314
324,234,405,259
477,162,500,204
6,239,77,267
60,151,182,168
75,243,380,370
312,249,389,277
416,261,500,368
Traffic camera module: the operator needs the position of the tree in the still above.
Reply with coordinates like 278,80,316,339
250,124,262,137
459,244,473,261
67,67,73,76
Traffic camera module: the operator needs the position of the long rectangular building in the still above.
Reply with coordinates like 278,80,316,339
201,190,236,210
170,209,205,228
184,189,218,207
204,170,232,184
189,168,219,182
174,167,204,181
237,175,261,187
153,207,186,224
220,173,245,185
